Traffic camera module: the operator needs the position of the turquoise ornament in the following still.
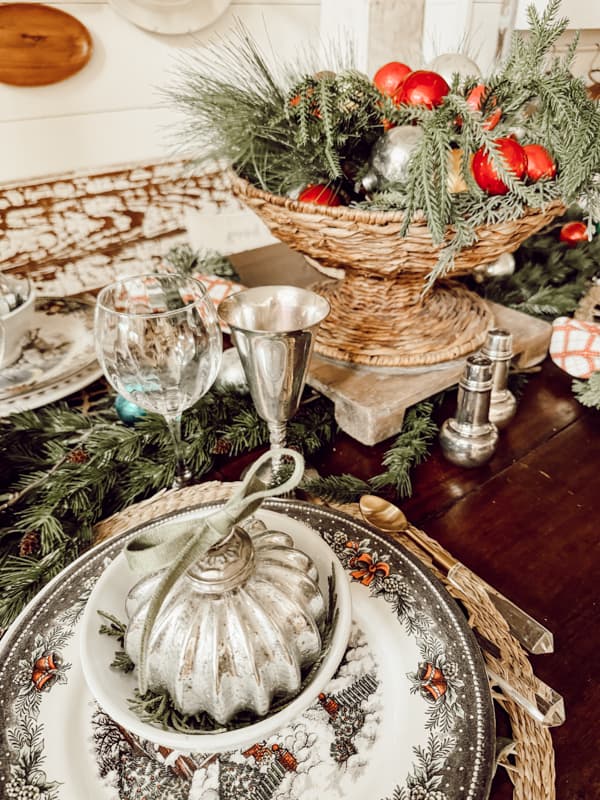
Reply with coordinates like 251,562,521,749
115,395,146,425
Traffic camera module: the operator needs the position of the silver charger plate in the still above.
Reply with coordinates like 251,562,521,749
0,500,495,800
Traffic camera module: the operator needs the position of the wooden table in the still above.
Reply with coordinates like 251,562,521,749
212,358,600,799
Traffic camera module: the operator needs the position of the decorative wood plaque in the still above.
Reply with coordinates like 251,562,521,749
0,3,92,86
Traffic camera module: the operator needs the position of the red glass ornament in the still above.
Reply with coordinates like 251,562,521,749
397,70,450,109
298,184,342,206
559,221,588,247
472,137,528,195
523,143,557,181
373,61,412,97
465,84,502,130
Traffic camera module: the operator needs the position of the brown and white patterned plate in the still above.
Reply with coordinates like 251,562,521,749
0,297,101,415
0,500,495,800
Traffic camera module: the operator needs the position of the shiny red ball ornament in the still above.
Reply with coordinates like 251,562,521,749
465,84,502,130
373,61,412,97
472,137,528,195
397,70,450,109
559,221,588,247
522,144,557,181
298,184,342,206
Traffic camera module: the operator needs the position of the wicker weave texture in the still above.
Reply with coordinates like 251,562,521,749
94,483,556,800
230,173,565,277
313,276,493,366
229,173,564,367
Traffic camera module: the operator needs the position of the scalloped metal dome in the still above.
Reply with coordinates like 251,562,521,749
124,519,326,724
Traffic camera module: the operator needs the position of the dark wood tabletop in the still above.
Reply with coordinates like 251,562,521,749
213,357,599,800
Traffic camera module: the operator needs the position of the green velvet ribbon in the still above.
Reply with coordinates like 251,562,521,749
124,448,305,696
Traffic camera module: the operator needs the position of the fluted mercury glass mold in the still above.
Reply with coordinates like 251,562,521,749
124,518,327,724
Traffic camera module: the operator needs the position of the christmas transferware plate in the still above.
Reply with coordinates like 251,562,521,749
0,501,495,800
0,297,101,415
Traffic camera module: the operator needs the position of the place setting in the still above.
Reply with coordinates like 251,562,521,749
2,4,599,799
0,270,566,800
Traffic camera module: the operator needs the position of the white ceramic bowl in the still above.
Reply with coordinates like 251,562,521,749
0,284,35,368
80,507,352,753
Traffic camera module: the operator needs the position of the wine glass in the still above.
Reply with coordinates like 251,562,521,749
95,273,222,487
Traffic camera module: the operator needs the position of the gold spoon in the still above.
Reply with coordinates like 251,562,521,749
359,495,455,572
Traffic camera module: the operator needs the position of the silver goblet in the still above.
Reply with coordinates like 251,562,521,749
218,286,330,463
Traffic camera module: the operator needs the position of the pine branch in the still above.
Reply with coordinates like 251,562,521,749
572,372,600,409
304,401,438,505
301,474,372,504
370,402,438,497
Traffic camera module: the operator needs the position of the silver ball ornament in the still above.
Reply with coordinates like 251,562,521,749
427,53,481,85
214,346,249,393
362,126,424,192
474,252,516,282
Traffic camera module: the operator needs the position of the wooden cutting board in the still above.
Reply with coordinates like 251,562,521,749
0,3,93,86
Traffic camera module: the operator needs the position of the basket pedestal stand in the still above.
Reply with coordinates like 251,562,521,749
311,268,493,368
229,174,564,443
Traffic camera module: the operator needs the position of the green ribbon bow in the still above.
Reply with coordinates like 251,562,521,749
124,448,305,696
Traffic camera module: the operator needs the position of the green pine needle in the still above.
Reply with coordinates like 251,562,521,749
572,372,600,409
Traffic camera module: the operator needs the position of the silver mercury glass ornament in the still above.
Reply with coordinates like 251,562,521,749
481,329,517,429
124,517,326,724
427,52,481,85
439,355,499,467
362,126,424,193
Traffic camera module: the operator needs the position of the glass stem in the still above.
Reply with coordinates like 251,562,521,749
165,414,191,489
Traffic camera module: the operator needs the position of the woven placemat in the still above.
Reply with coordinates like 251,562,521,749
94,481,556,800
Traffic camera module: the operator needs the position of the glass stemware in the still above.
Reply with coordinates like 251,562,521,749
95,273,222,488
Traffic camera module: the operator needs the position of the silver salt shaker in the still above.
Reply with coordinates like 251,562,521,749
482,329,517,429
439,354,499,467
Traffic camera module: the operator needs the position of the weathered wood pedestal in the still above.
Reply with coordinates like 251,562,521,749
233,243,552,446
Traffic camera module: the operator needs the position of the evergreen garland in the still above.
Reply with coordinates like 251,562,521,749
165,243,240,281
303,401,439,503
0,388,334,630
475,211,600,319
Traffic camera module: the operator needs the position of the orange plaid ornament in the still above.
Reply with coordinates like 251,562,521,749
549,316,600,378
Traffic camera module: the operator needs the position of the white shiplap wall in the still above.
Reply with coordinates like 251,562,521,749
422,0,600,76
1,0,598,185
0,0,320,183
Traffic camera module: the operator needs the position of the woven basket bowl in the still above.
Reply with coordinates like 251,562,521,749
230,172,565,368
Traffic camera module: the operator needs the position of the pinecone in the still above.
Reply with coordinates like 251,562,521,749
211,438,231,456
409,787,428,800
19,531,40,557
67,447,89,464
5,779,20,798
